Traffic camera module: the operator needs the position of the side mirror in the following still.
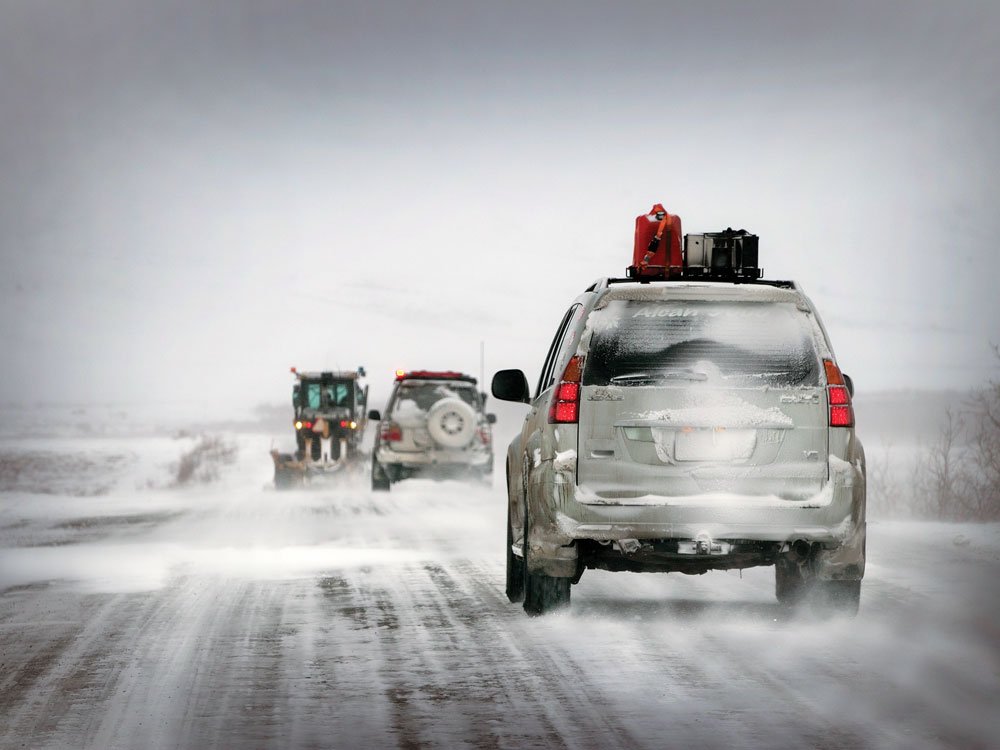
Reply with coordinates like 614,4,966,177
368,409,381,421
486,413,497,425
843,373,854,398
492,369,530,404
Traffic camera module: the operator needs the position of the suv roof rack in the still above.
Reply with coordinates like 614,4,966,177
396,370,478,384
589,277,797,292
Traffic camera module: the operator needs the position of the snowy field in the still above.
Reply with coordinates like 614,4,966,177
1,405,999,749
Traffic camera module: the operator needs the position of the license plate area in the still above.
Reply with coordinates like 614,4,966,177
672,428,756,462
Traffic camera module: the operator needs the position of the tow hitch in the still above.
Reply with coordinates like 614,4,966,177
677,533,732,556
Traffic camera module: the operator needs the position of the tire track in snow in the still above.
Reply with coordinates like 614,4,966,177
0,591,161,747
85,577,290,750
352,556,643,750
446,559,646,750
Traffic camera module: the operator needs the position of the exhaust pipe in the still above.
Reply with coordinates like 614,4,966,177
788,539,812,562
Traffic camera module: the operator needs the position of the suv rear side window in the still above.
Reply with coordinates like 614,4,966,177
583,299,820,387
536,305,580,398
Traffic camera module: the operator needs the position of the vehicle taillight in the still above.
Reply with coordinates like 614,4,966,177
549,355,584,424
477,427,491,445
823,359,854,428
381,422,402,442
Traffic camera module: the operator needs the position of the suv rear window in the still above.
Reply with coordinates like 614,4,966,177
390,382,481,414
583,299,820,387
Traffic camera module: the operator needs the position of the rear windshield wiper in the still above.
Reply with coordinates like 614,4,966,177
608,370,708,385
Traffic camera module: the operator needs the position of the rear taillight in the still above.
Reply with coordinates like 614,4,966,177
477,427,491,445
380,422,402,442
823,359,854,428
549,355,584,424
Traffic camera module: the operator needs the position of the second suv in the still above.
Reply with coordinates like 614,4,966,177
369,371,496,491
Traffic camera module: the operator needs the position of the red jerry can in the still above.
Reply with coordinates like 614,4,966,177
629,204,682,279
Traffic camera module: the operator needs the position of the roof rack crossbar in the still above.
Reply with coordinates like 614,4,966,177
590,277,796,291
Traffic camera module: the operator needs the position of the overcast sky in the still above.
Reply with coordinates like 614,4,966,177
2,0,999,413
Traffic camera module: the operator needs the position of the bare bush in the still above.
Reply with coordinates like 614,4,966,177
913,409,974,519
962,349,1000,519
173,435,237,486
867,441,905,518
909,348,1000,521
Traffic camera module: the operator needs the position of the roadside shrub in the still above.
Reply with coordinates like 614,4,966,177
911,348,1000,521
173,435,237,486
867,442,904,518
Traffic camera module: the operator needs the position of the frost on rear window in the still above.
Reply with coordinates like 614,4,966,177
583,300,819,387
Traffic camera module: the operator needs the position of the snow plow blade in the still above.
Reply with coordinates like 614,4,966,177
271,450,306,489
271,448,356,490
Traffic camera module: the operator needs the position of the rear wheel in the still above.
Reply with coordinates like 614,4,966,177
775,560,861,616
521,501,570,616
775,559,806,605
371,458,390,492
505,504,524,603
814,579,861,616
523,569,571,616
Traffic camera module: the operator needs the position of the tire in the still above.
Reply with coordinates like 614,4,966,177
505,504,525,603
814,580,861,617
775,559,806,606
426,398,477,449
776,560,861,617
521,493,570,616
523,569,571,616
371,458,391,492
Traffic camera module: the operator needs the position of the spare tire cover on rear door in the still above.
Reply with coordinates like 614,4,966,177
426,398,477,448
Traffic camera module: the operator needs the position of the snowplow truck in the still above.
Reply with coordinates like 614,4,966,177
272,367,369,488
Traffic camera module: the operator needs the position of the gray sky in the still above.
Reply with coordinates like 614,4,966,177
2,0,999,412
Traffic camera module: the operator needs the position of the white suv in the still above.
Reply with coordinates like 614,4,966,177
492,277,866,616
369,371,495,491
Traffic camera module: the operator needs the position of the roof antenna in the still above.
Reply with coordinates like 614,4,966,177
480,340,485,387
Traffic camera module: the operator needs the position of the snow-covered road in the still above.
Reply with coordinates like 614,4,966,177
1,432,998,749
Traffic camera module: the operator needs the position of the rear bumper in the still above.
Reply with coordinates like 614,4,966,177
375,445,492,470
526,455,866,580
